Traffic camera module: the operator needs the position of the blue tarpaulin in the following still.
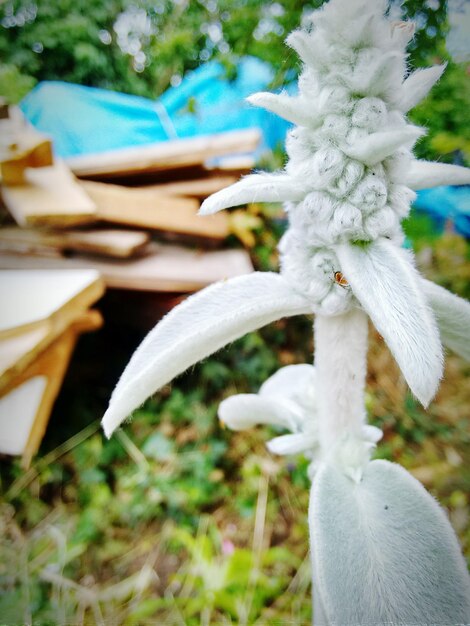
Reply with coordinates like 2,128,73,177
414,185,470,238
20,57,292,159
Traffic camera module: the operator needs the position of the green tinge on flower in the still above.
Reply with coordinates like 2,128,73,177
219,364,382,479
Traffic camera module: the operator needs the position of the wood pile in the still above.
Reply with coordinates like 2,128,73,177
0,107,257,287
0,106,258,462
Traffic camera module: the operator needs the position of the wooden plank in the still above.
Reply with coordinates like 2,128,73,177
1,159,97,227
0,297,102,393
0,244,254,292
0,269,105,339
0,227,150,259
204,154,256,176
81,180,229,240
0,322,53,394
66,129,261,179
0,111,53,185
141,175,238,199
1,140,53,185
0,310,103,467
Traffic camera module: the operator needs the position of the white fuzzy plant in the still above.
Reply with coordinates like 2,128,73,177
103,0,470,622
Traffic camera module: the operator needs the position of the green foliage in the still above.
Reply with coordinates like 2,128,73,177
398,0,448,68
409,59,470,166
0,0,456,102
168,521,298,624
0,63,36,103
402,210,441,248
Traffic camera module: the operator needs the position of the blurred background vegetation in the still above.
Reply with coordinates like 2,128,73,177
0,0,469,624
1,0,469,165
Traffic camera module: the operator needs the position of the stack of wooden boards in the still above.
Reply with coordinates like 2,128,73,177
0,106,258,463
0,107,257,289
0,270,104,467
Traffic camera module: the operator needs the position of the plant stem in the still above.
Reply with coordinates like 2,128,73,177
314,306,368,452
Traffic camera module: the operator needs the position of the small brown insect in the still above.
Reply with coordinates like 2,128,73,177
334,271,349,287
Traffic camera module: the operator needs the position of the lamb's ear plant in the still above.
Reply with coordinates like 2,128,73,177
103,0,470,621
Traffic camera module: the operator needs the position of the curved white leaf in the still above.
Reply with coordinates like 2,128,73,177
313,0,381,30
102,272,311,436
340,51,401,96
260,363,316,402
336,240,443,406
405,159,470,190
218,394,299,432
247,92,314,127
199,173,304,215
367,53,403,96
362,424,383,444
342,13,375,47
310,460,470,624
343,126,424,166
286,30,318,68
396,64,446,112
267,432,317,456
421,278,470,361
389,20,416,49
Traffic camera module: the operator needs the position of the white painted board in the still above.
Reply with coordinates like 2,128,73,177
0,269,101,335
0,376,47,455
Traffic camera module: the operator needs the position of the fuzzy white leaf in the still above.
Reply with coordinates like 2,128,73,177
218,394,300,432
199,173,304,215
397,64,446,112
259,363,315,402
336,240,443,406
312,549,328,626
247,92,314,127
341,13,375,47
362,424,383,444
286,30,318,68
343,126,424,166
405,159,470,190
313,0,383,32
310,460,470,624
267,432,317,456
341,51,402,96
421,278,470,361
102,272,311,436
389,20,416,49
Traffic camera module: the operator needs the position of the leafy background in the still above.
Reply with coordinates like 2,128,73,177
0,0,469,624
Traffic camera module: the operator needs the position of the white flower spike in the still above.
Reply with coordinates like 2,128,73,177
103,0,470,621
196,0,470,403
